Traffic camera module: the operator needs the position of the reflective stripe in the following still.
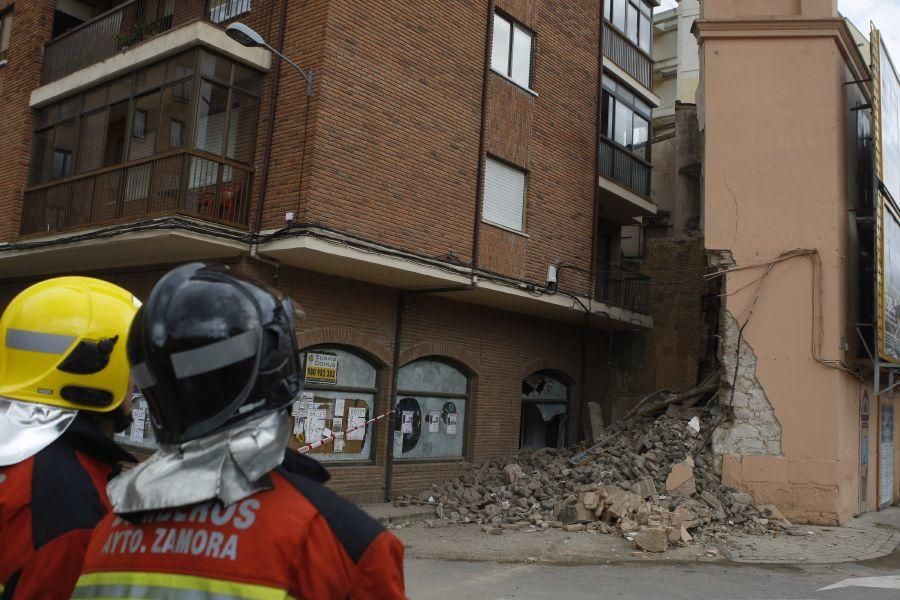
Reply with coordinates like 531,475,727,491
5,328,75,354
131,362,156,388
74,572,292,600
170,330,258,380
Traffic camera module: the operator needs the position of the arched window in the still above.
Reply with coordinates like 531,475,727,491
289,347,378,462
520,371,568,449
396,359,469,460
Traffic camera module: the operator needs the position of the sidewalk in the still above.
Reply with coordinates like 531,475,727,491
726,507,900,564
368,505,900,566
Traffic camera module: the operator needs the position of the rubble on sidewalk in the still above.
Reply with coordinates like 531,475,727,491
393,371,794,552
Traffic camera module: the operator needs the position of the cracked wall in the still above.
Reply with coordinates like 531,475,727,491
712,309,783,463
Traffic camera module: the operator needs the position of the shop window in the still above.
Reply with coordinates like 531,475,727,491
490,12,533,89
288,348,378,462
396,359,469,460
520,372,568,449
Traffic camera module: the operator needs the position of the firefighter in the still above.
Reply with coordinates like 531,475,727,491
0,277,140,598
75,262,406,600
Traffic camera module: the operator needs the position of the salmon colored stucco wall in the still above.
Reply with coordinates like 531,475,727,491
700,0,884,523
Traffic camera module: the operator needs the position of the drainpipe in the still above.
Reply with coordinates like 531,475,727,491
588,0,605,302
252,0,290,236
383,0,495,502
469,0,495,284
383,285,476,503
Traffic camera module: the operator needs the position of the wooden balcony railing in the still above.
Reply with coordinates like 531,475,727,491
596,269,650,314
603,21,653,90
21,150,252,235
41,0,206,84
599,136,651,198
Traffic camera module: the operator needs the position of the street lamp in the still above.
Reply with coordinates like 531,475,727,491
226,22,313,96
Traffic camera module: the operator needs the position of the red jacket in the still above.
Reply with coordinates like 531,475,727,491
75,452,406,600
0,417,132,599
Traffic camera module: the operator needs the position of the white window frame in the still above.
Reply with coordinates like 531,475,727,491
490,12,534,90
0,8,13,65
483,157,526,233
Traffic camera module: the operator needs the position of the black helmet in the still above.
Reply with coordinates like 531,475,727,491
127,262,302,444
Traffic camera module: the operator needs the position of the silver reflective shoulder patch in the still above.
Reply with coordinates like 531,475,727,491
5,328,76,355
170,330,259,380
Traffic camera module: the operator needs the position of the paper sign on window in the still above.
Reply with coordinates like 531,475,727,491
446,414,458,435
347,407,367,441
428,411,440,433
305,352,338,385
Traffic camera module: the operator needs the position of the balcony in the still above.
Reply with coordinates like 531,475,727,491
603,21,653,91
596,269,650,315
21,150,252,235
41,0,255,85
600,137,651,197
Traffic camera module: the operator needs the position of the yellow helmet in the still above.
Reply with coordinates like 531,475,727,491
0,277,140,412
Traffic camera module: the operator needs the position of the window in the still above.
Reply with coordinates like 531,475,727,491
396,359,469,460
208,0,252,24
0,9,12,64
521,372,568,449
289,348,378,462
491,13,533,89
28,49,263,185
51,150,72,180
483,157,526,232
601,76,652,160
606,0,653,54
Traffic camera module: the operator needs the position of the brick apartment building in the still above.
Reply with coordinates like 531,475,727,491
0,0,660,502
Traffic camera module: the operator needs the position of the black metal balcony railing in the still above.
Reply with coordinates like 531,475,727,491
41,0,197,84
602,21,653,90
21,150,252,234
599,137,651,198
596,270,650,314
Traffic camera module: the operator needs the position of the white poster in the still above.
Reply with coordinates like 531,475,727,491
130,408,146,442
880,404,895,507
446,414,458,435
428,411,440,433
332,418,344,453
334,398,345,418
347,407,367,440
401,411,413,434
292,416,304,435
307,409,327,443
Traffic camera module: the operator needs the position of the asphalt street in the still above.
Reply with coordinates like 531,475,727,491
405,551,900,600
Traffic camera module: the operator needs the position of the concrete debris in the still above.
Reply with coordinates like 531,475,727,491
634,527,669,552
396,378,791,552
665,457,697,497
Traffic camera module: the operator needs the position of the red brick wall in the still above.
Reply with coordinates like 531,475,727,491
0,0,55,240
0,255,609,503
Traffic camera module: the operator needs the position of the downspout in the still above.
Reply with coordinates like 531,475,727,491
383,285,475,503
383,0,495,502
250,0,289,249
588,0,605,302
470,0,495,284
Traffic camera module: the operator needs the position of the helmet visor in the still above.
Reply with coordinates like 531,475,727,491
0,398,76,466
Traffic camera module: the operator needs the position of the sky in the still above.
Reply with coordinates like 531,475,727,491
657,0,900,53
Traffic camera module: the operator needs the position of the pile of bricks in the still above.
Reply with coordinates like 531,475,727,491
395,389,794,552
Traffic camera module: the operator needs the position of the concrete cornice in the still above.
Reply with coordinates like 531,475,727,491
696,17,871,92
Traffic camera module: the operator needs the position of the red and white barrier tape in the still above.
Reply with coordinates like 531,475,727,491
296,409,395,454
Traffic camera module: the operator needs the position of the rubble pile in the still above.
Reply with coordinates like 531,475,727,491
395,374,794,552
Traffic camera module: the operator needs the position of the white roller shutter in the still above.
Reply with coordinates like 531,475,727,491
483,158,525,232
